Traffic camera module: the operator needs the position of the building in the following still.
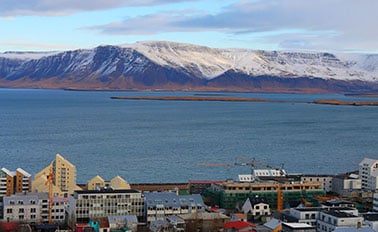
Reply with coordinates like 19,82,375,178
144,192,205,223
331,172,361,197
288,207,320,226
66,188,145,227
0,168,31,197
317,209,363,232
32,153,81,197
300,175,333,193
224,220,256,232
179,212,229,232
204,180,325,210
2,192,66,224
359,158,378,191
188,180,222,195
87,175,131,190
373,193,378,212
282,222,316,232
321,199,354,208
242,196,271,216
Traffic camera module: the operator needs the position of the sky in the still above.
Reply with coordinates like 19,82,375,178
0,0,377,53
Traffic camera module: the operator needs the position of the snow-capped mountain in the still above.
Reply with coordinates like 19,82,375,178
0,41,377,93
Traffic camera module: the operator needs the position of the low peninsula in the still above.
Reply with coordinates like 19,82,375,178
111,95,378,106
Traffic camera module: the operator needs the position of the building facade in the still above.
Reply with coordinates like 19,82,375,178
331,172,361,196
301,175,333,193
144,192,205,223
359,158,378,191
0,168,31,197
317,209,363,232
2,192,66,224
67,188,145,227
32,153,80,197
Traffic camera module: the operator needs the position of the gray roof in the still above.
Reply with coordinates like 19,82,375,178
333,227,375,232
144,192,204,208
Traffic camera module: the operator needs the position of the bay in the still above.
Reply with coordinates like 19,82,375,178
1,88,377,183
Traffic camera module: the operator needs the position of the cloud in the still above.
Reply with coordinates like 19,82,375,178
89,0,378,52
0,0,198,16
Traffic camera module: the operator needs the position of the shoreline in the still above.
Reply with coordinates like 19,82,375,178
111,95,378,106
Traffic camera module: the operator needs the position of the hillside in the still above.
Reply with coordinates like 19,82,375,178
0,41,377,93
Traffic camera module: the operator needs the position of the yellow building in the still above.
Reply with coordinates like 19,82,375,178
32,153,81,197
87,175,130,190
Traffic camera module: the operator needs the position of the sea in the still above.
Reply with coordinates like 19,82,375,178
1,88,377,184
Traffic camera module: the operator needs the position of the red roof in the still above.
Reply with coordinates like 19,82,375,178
224,221,256,230
0,222,19,231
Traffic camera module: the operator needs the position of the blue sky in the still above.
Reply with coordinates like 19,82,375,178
0,0,377,53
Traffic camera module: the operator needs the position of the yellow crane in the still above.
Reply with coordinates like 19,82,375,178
45,166,54,224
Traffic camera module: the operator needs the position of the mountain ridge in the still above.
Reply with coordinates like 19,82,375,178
0,41,377,93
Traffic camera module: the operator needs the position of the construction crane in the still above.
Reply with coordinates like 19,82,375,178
45,165,54,224
197,157,285,182
198,157,286,211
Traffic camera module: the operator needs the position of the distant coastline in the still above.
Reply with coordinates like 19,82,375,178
111,95,378,106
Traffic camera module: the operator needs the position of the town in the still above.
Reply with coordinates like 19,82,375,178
1,154,378,232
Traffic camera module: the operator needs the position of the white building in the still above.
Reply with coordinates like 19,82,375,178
289,207,320,226
242,196,271,217
373,193,378,212
2,192,66,224
332,172,361,196
317,209,363,232
67,188,145,226
359,158,378,191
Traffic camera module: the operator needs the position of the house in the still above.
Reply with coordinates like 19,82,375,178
108,215,138,232
264,218,282,232
224,221,256,232
179,212,229,232
242,196,271,216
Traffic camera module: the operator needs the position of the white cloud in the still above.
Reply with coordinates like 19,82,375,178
0,0,198,16
88,0,378,52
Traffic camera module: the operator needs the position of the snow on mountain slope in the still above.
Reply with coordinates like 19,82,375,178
128,41,233,78
0,51,60,60
124,41,377,81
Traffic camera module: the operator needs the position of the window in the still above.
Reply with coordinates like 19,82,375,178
31,208,36,213
19,208,24,213
6,208,12,214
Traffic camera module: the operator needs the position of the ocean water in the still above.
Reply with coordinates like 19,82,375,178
1,88,377,184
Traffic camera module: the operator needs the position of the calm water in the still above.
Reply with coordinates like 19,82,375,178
1,88,377,183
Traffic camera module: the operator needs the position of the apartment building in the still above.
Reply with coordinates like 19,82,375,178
67,188,145,227
331,172,361,196
144,192,205,223
317,209,363,232
87,175,131,190
0,168,31,197
359,158,378,191
32,153,81,197
2,192,66,224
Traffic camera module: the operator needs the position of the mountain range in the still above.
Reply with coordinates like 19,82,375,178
1,41,378,93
